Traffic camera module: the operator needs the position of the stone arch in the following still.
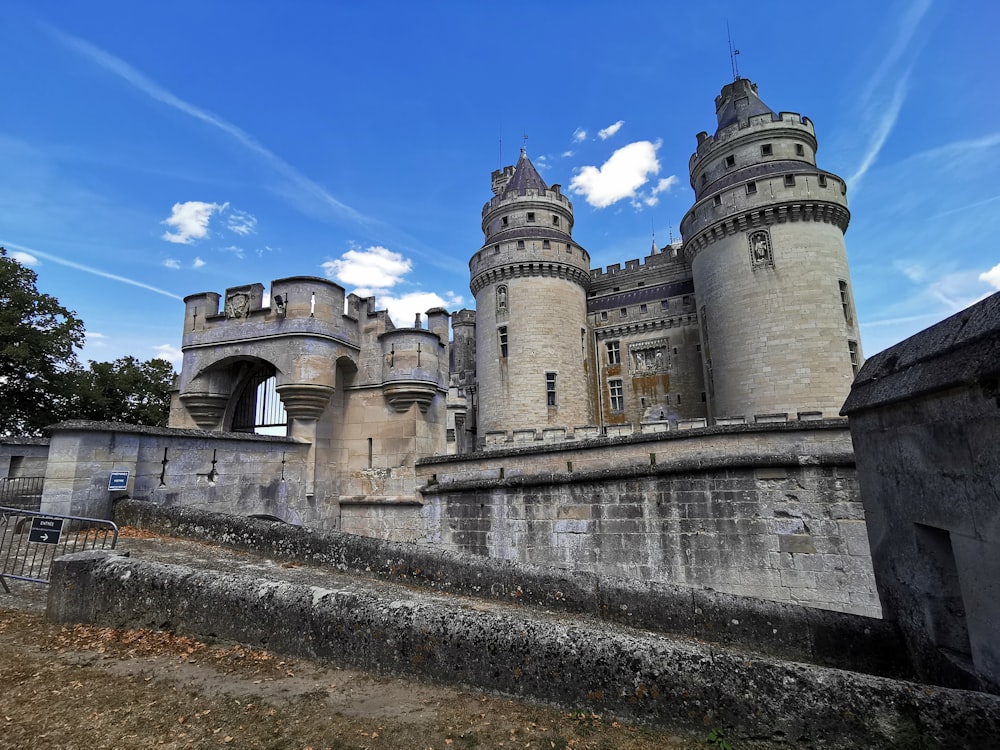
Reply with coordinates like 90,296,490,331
180,355,284,432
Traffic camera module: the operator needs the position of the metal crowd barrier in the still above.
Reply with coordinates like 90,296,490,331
0,506,118,591
0,476,44,512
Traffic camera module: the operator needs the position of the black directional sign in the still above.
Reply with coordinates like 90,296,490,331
28,517,64,545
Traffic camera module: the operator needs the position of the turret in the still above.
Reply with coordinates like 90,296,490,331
470,149,593,438
680,79,862,422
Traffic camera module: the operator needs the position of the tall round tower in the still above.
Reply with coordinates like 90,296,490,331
470,148,593,437
680,79,862,422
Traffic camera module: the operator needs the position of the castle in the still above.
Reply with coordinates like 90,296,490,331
171,76,863,462
8,78,879,618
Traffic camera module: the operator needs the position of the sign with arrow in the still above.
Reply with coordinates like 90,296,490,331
28,517,64,545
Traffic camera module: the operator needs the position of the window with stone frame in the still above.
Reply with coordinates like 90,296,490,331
606,340,621,365
608,379,624,412
498,326,508,359
546,372,557,406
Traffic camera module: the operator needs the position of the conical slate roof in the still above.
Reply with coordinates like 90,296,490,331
715,78,775,132
501,149,548,197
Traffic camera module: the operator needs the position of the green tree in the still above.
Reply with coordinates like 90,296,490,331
0,247,86,435
73,356,176,427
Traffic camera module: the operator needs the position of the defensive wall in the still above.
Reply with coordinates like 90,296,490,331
44,505,1000,747
405,420,880,617
3,419,880,617
843,290,1000,694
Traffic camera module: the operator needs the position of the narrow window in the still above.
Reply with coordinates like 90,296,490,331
498,326,508,359
517,240,525,249
552,215,560,226
746,181,757,195
682,295,691,306
542,240,550,249
620,307,627,318
713,195,722,206
566,244,572,253
795,144,805,156
609,379,624,412
494,244,500,253
600,311,608,321
502,216,508,226
701,391,707,402
661,300,669,310
606,340,621,365
546,372,557,406
637,282,645,287
640,303,648,314
526,212,535,222
839,280,853,324
818,174,828,188
848,340,860,375
784,174,796,187
761,144,773,157
367,438,373,469
725,155,735,168
676,394,682,405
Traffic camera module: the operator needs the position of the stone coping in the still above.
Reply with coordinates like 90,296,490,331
418,418,851,466
0,436,50,446
843,291,1000,415
43,420,306,443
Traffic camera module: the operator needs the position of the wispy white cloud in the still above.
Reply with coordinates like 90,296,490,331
322,246,412,292
847,73,909,191
193,256,206,269
597,120,624,140
221,245,245,260
561,150,575,158
569,140,662,209
163,258,181,270
861,0,933,103
572,128,587,143
162,200,226,244
0,240,184,300
227,209,257,236
45,24,372,229
634,175,679,208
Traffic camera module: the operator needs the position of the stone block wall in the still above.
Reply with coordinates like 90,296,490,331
40,421,313,523
843,291,1000,693
411,422,880,617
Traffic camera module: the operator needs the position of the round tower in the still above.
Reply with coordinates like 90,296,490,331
470,148,593,437
680,78,862,422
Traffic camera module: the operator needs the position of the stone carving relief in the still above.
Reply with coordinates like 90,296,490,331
496,284,508,311
225,292,251,318
748,229,774,270
628,338,669,374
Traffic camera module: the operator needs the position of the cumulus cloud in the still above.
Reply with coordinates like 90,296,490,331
569,140,662,208
572,128,587,143
227,209,257,236
979,263,1000,290
634,175,680,208
9,250,39,266
193,257,206,269
597,120,624,140
322,245,412,293
163,258,181,270
162,200,227,244
320,245,462,326
153,343,183,366
378,291,465,328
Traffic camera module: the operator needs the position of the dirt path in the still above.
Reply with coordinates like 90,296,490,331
0,578,723,750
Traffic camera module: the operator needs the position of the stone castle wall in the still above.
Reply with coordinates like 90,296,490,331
338,421,881,617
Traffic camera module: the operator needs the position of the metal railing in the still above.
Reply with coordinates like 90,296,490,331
0,476,44,512
0,506,118,591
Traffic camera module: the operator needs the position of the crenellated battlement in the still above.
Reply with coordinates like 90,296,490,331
481,185,572,218
691,112,815,171
590,245,685,280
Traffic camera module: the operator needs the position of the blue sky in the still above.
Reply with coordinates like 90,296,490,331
2,0,998,369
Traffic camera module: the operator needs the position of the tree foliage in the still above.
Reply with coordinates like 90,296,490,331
0,247,85,435
72,356,176,427
0,248,177,435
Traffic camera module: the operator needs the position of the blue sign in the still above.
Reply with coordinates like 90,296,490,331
108,471,130,491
